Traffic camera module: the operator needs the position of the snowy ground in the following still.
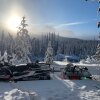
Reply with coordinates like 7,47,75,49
0,61,100,100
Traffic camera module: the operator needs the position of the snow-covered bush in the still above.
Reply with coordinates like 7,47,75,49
80,56,100,64
80,59,86,64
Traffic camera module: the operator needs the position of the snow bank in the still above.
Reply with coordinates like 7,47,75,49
54,61,69,65
0,88,39,100
80,57,100,64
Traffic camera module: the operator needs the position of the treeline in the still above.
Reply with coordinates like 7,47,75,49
32,33,98,59
0,31,98,59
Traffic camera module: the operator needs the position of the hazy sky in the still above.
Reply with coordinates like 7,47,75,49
0,0,99,39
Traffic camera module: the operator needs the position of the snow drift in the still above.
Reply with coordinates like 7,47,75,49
0,88,39,100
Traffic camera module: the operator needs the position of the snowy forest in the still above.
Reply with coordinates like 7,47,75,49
0,30,98,60
0,0,100,100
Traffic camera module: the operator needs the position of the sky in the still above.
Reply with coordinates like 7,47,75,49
0,0,99,39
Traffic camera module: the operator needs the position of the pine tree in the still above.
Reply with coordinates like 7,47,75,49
7,32,15,55
15,16,32,64
0,30,5,55
0,51,2,61
93,35,100,61
85,0,100,62
44,41,53,64
2,51,8,62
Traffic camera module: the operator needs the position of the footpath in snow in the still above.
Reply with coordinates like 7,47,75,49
0,73,100,100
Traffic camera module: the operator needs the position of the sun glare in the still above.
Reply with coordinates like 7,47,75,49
7,15,21,32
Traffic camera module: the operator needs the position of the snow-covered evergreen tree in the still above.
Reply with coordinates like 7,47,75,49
8,53,16,65
7,32,15,55
0,30,6,55
44,41,53,64
93,42,100,61
15,16,32,64
0,51,2,61
2,51,8,62
85,0,100,63
0,30,98,60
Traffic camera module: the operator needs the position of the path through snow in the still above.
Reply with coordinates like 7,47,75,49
0,73,100,100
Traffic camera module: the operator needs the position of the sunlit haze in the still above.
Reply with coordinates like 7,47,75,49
6,15,21,32
0,0,99,39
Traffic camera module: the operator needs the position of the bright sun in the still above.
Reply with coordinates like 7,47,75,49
7,15,21,32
